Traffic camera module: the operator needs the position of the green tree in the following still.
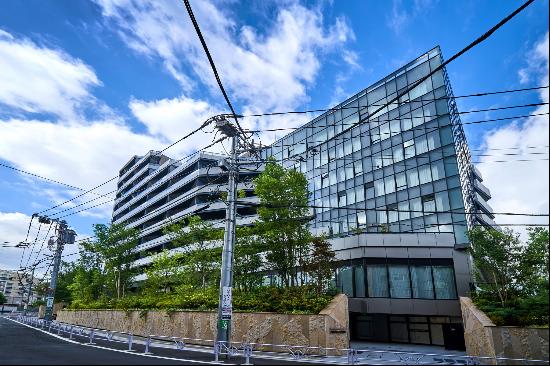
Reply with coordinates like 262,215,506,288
468,227,522,307
67,249,105,305
164,215,223,289
81,223,139,299
304,236,336,295
519,227,549,297
254,159,312,287
234,226,263,291
144,250,185,294
0,292,6,305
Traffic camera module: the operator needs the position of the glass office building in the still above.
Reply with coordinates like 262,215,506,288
260,46,494,347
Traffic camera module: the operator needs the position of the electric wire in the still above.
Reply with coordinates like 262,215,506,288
36,118,218,215
48,137,228,220
240,85,549,118
182,0,249,140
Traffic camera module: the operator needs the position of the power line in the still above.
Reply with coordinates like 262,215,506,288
48,137,228,221
36,119,218,215
253,0,537,154
28,222,54,270
182,0,248,140
240,85,549,118
0,162,101,194
235,201,549,217
246,107,548,136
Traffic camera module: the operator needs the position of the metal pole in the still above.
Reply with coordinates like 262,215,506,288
44,221,65,321
25,267,35,313
216,134,238,348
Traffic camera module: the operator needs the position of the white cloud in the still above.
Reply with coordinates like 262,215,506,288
387,0,436,34
129,95,219,145
95,0,355,130
0,29,100,120
476,32,549,235
0,118,168,214
0,212,34,270
518,32,549,85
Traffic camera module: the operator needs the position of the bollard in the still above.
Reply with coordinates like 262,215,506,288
48,322,53,332
242,344,253,366
127,334,134,351
347,349,358,365
57,324,62,335
69,325,74,339
175,340,185,351
88,329,95,345
214,342,220,362
143,336,152,354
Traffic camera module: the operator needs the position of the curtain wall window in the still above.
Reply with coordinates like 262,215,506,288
337,266,354,297
411,265,434,299
433,266,457,299
389,265,412,298
354,266,366,297
367,265,389,297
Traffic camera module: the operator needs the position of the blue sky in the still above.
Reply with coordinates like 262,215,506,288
0,0,548,272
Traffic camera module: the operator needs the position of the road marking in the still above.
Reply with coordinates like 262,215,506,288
2,317,231,365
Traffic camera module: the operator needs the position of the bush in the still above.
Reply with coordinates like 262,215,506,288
68,285,333,314
473,293,549,327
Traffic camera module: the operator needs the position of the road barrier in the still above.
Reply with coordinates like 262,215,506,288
9,315,550,365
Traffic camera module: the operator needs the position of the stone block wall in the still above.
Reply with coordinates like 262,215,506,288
57,294,349,353
460,297,549,365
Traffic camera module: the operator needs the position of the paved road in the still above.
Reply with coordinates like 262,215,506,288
0,317,311,365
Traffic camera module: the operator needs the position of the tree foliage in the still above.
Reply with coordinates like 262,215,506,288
144,250,185,295
468,227,522,307
304,236,337,295
163,215,223,289
254,158,312,287
0,292,6,305
468,226,549,326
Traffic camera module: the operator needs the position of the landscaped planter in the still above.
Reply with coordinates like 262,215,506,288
57,294,349,354
460,297,549,365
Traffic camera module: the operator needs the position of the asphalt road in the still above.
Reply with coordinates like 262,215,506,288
0,317,315,365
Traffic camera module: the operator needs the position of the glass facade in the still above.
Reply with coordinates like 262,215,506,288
336,259,458,300
261,47,473,245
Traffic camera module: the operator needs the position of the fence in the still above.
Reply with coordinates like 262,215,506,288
8,315,550,365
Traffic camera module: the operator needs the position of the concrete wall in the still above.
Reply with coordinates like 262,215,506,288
460,297,549,365
57,294,349,353
38,302,67,319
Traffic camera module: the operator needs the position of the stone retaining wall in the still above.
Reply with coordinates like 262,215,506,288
460,297,549,365
57,294,349,353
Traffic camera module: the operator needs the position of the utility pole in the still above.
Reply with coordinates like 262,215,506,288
39,217,76,321
214,116,240,348
24,266,35,312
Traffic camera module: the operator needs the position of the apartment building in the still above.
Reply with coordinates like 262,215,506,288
0,269,41,306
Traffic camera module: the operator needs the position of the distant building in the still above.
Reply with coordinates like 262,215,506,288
0,269,41,306
114,46,494,348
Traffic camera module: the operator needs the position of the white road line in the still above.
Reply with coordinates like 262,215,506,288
2,317,231,365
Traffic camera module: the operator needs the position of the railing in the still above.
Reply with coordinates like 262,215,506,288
8,316,550,365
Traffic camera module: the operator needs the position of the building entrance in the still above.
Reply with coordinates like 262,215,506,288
350,313,465,350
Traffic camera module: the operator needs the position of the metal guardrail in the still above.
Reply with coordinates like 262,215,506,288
9,315,550,365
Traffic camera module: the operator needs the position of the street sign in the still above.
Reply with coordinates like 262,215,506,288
221,286,232,320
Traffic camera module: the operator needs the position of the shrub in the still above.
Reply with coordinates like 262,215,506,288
68,285,334,314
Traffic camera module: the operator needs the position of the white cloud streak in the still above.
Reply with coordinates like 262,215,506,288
0,29,100,120
95,0,355,140
476,32,549,235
